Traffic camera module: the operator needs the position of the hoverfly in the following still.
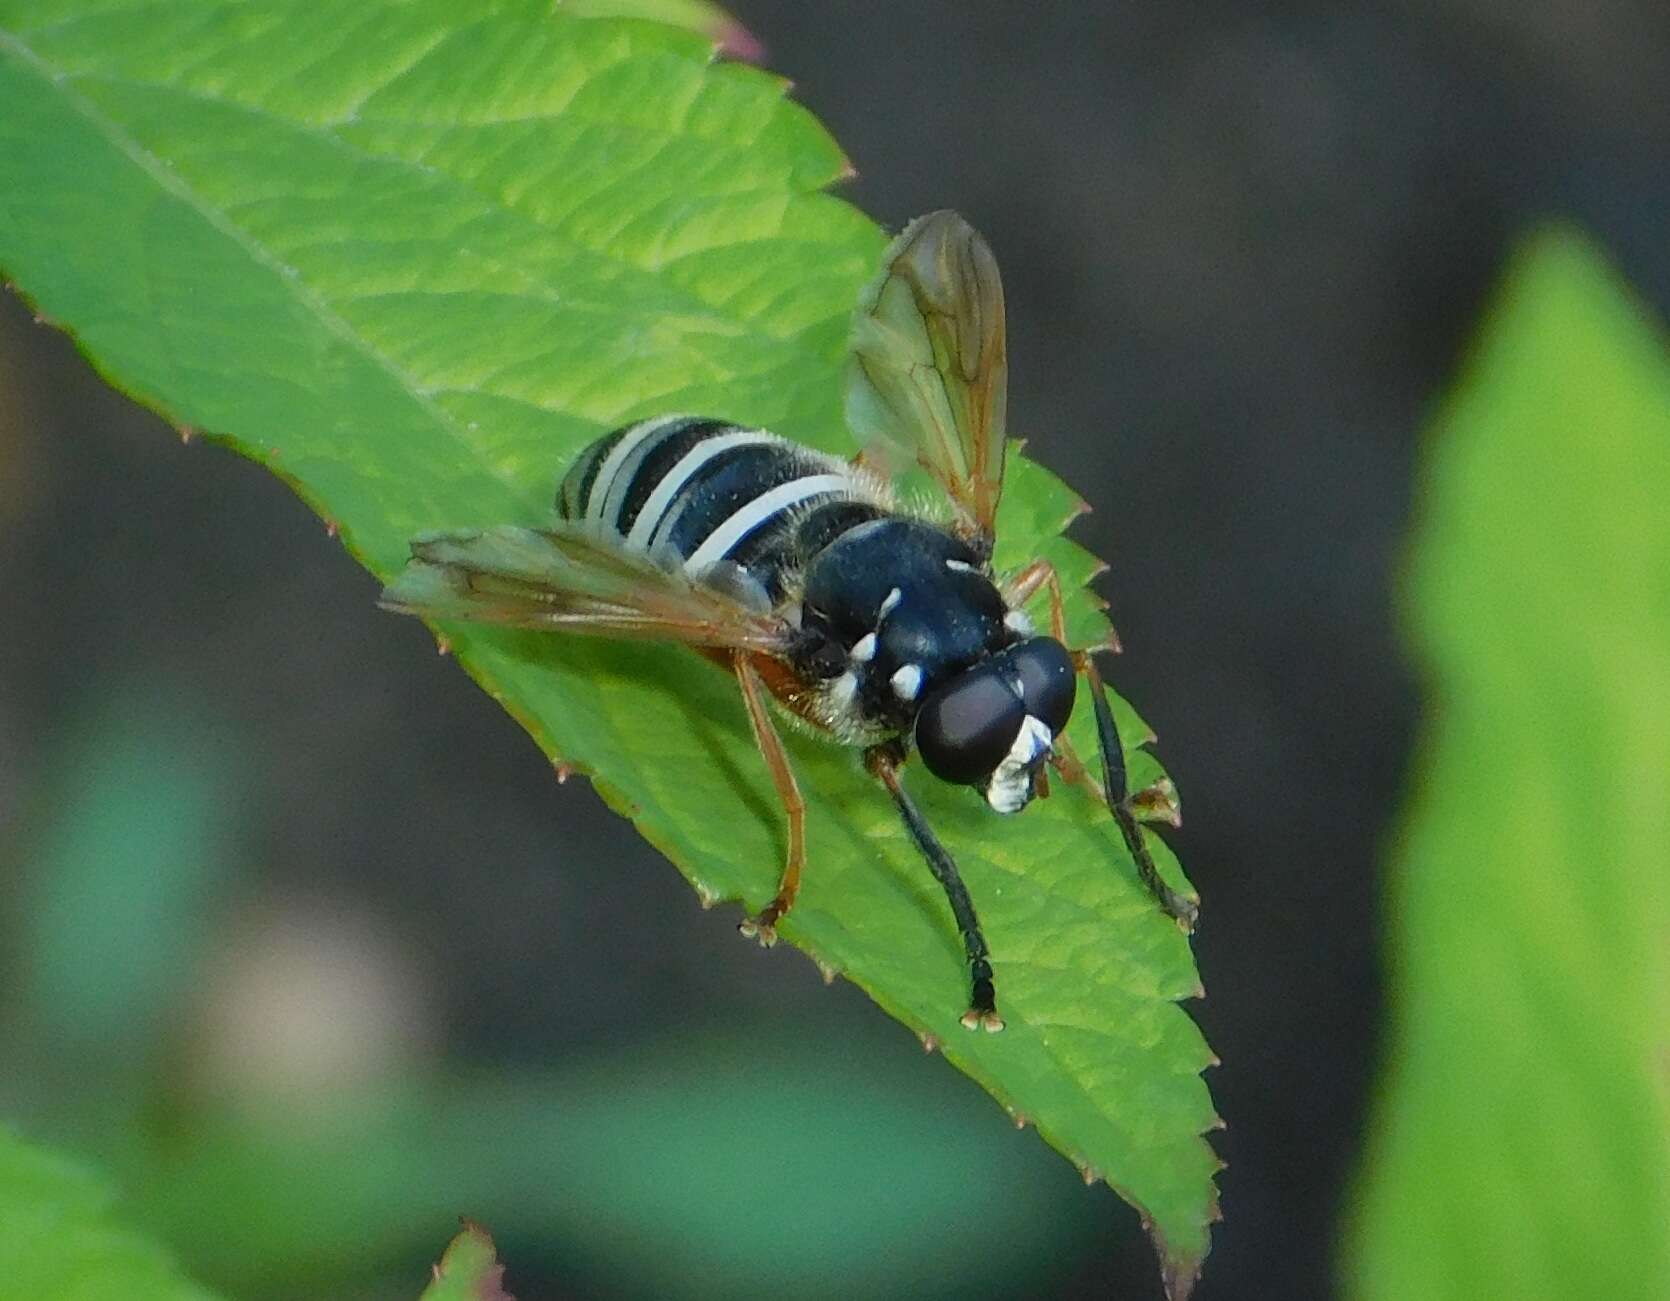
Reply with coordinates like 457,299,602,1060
381,211,1195,1032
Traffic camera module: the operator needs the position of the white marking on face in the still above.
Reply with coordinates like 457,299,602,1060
985,715,1053,814
828,670,858,712
850,632,877,663
890,663,923,701
945,558,977,574
878,586,903,619
1004,609,1034,636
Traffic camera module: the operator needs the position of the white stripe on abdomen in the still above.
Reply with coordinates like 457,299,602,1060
626,429,778,550
683,474,852,576
583,415,687,530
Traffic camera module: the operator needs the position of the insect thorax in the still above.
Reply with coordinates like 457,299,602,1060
796,516,1015,740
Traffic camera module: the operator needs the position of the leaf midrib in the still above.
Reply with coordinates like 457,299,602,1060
5,24,848,464
0,24,548,520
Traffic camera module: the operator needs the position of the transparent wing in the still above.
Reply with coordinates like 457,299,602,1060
379,525,791,654
845,210,1008,548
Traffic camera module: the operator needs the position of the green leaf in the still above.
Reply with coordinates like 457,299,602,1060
0,2,1218,1285
419,1222,512,1301
565,0,764,64
0,1126,219,1301
1346,230,1670,1299
123,1033,1099,1296
14,685,242,1076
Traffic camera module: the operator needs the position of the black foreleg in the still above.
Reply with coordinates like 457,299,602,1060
869,745,1004,1032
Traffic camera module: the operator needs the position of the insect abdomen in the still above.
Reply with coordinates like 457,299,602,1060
558,416,884,604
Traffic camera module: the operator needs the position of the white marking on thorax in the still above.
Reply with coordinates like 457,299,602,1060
985,715,1052,814
890,663,923,701
585,415,686,529
627,428,777,549
878,586,903,619
850,632,877,663
683,474,851,576
1004,608,1034,636
945,558,977,574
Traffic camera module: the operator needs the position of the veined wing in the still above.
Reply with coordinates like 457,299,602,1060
845,210,1008,549
380,525,791,654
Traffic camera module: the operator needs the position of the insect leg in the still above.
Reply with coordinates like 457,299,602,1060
998,557,1053,609
1000,556,1122,653
1080,653,1198,931
867,745,1004,1033
732,653,806,948
1033,563,1197,930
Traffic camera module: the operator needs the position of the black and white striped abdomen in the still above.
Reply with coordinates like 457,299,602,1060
557,416,886,608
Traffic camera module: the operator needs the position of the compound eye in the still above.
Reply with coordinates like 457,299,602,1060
914,665,1026,786
1010,637,1076,735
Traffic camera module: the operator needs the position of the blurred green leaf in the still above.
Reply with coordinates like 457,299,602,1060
1347,230,1670,1299
0,2,1216,1283
125,1034,1096,1298
0,1126,219,1301
419,1222,512,1301
13,689,239,1074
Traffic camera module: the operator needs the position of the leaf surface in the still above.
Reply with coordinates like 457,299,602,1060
1346,230,1670,1299
0,1126,219,1301
0,2,1217,1283
420,1222,513,1301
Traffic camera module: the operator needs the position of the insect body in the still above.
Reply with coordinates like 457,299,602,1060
382,212,1195,1031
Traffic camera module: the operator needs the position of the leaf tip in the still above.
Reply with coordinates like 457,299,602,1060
1078,1163,1101,1187
425,1218,515,1301
1161,1255,1205,1301
553,759,575,783
694,883,719,910
711,18,767,65
813,956,839,986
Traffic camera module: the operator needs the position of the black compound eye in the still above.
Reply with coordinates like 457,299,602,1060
1009,637,1076,735
914,664,1026,786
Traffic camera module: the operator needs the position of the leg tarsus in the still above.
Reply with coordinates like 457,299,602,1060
733,653,806,946
870,746,1005,1031
1079,655,1200,931
737,914,779,947
1028,565,1197,926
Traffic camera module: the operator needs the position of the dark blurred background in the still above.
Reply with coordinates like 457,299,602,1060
3,3,1667,1298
